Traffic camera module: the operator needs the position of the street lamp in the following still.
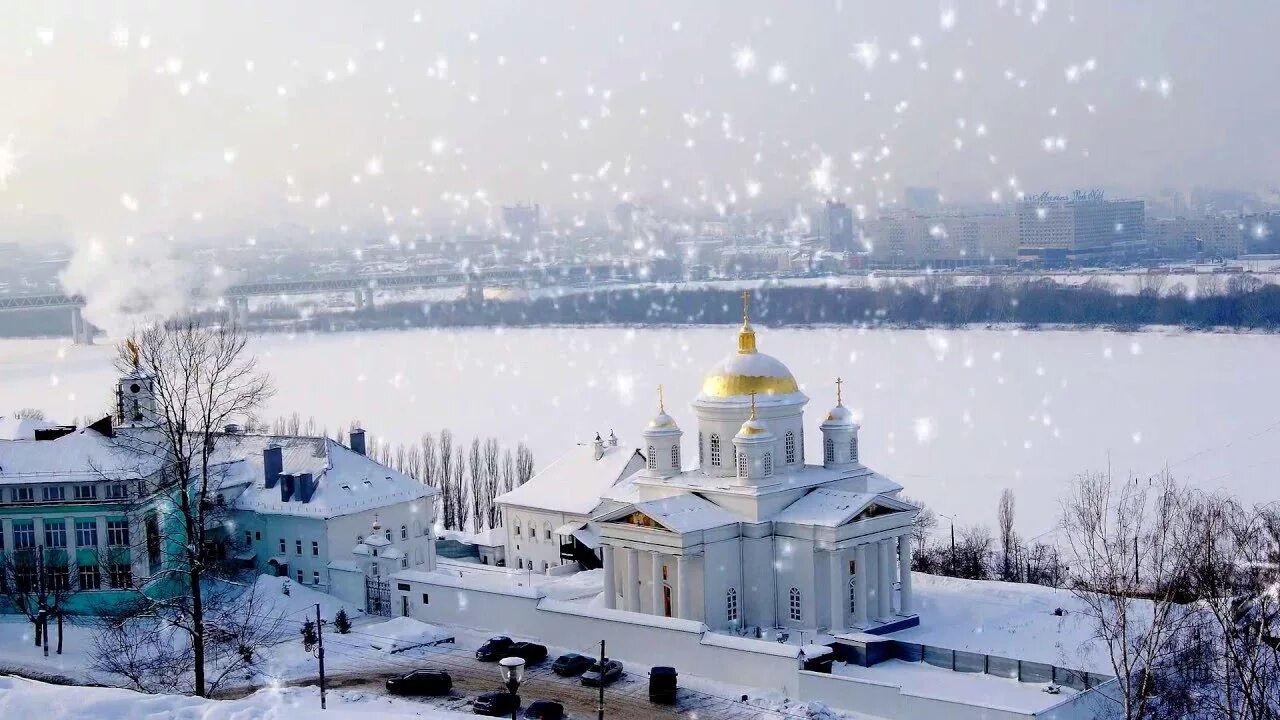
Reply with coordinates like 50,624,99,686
498,656,526,720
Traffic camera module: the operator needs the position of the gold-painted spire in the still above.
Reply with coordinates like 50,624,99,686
748,392,758,420
126,337,141,369
836,377,844,406
737,290,757,354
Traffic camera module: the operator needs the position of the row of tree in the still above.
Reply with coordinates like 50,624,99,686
267,413,537,534
231,273,1280,332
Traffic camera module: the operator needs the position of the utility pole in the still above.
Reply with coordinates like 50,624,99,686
315,603,327,710
597,639,606,720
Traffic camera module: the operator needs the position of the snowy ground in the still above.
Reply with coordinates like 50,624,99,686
4,326,1278,535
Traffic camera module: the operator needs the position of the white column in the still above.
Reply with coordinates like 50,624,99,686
601,545,616,610
650,551,663,616
898,534,914,615
675,554,691,619
853,544,869,627
827,549,844,632
625,548,640,612
877,539,893,620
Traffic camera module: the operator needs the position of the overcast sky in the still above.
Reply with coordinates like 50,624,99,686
2,1,1278,241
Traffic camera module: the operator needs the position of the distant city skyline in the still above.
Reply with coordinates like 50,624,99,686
2,1,1279,243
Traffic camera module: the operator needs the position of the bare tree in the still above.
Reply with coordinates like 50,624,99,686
13,407,46,420
439,429,455,529
516,442,535,487
483,438,501,529
901,495,937,552
0,542,97,656
998,489,1018,581
501,448,516,497
1060,470,1198,720
452,445,469,532
468,437,484,533
97,320,273,697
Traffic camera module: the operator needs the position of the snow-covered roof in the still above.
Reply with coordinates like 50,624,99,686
0,426,163,483
607,494,740,533
0,416,59,441
440,527,505,547
771,487,915,527
214,434,434,520
496,442,644,515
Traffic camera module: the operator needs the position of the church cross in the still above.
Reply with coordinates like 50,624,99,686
658,384,665,413
742,290,750,325
836,377,844,406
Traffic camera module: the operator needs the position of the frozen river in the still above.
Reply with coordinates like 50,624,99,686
2,326,1277,537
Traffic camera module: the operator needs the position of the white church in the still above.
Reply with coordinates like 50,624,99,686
498,294,920,635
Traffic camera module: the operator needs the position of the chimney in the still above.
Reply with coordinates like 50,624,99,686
349,428,367,456
607,429,618,447
593,432,604,461
296,472,316,503
263,445,283,488
279,473,296,503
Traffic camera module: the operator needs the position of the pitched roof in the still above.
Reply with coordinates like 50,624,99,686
771,487,916,527
0,427,162,483
496,442,644,515
632,494,740,533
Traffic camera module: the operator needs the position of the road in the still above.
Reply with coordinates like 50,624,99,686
269,639,802,719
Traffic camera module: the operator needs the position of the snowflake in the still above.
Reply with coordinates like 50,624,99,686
732,46,756,75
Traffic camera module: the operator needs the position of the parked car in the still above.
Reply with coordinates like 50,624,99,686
649,666,678,704
385,669,452,696
523,700,565,719
508,641,548,664
551,653,593,676
473,691,520,716
475,636,514,661
580,658,624,686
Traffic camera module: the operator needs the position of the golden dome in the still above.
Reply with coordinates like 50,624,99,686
699,291,803,399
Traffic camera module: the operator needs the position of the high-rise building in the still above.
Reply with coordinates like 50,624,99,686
502,203,541,245
823,200,855,252
1017,192,1145,265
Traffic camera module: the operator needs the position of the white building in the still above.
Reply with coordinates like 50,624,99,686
501,293,920,635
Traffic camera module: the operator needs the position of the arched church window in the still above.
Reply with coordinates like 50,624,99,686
647,446,657,470
763,453,773,477
824,438,835,463
384,528,392,541
400,525,407,540
671,445,680,469
785,431,796,464
850,436,859,463
710,434,721,466
737,452,748,478
698,432,704,466
726,587,739,622
789,587,802,621
800,429,805,463
849,576,858,613
513,519,521,538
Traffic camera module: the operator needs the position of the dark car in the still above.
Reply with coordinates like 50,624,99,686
473,691,520,716
509,641,548,664
523,700,565,719
385,668,452,696
475,636,514,661
649,666,677,704
580,658,623,687
551,653,593,676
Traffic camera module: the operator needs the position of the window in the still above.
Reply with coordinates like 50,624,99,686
850,436,859,463
295,539,302,555
517,558,523,570
400,525,407,540
726,587,739,623
763,453,773,477
544,525,552,540
709,434,721,466
75,519,98,547
105,484,128,500
42,486,66,502
313,571,320,585
108,563,132,588
296,570,304,583
422,593,429,605
384,528,392,541
785,431,796,464
45,564,70,592
401,556,409,569
800,429,805,463
13,487,34,503
255,531,261,541
646,445,656,470
44,520,68,548
698,432,704,466
737,452,748,478
789,587,802,622
824,438,835,463
513,521,521,538
849,577,858,614
13,520,36,549
279,538,286,554
671,445,680,469
15,563,38,592
528,526,536,539
312,541,319,556
79,564,102,591
244,531,252,546
107,520,130,546
74,485,98,501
